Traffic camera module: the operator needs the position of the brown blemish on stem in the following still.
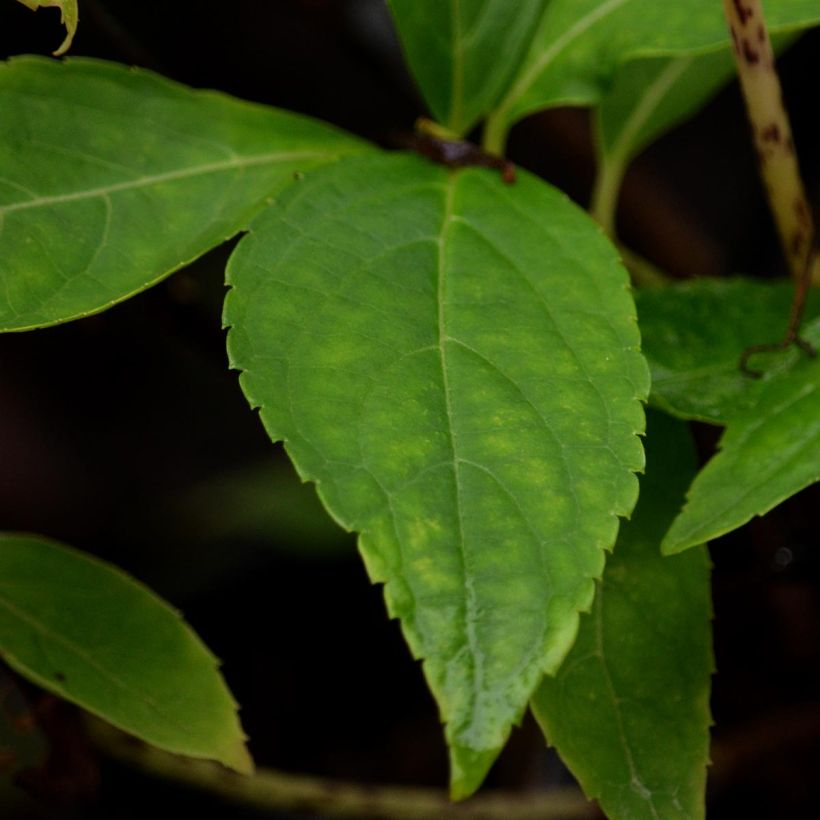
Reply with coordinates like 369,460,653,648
724,0,818,375
395,120,516,184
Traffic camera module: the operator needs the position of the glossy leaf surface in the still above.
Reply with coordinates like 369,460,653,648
533,412,712,820
225,152,649,797
0,533,251,773
0,57,366,331
490,0,820,137
387,0,546,135
637,280,820,553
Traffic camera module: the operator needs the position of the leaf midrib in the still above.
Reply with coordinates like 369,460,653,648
0,588,199,739
0,150,336,216
494,0,630,123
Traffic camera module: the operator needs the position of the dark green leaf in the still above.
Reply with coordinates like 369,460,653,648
636,279,820,553
0,533,251,772
532,411,712,820
638,279,820,424
0,57,367,331
387,1,546,135
224,151,649,797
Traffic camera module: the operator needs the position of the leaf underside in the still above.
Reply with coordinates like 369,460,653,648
0,533,251,773
0,57,366,332
387,0,547,135
224,151,648,797
495,0,820,129
532,411,713,820
637,279,820,552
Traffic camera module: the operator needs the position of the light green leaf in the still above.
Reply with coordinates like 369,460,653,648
15,0,78,56
224,151,649,797
635,279,820,553
532,411,712,820
0,57,368,332
0,533,251,773
387,1,546,136
486,0,820,145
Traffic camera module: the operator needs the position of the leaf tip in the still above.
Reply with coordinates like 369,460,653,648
222,740,255,776
447,743,499,801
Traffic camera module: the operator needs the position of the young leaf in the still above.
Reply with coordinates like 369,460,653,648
636,279,820,553
14,0,78,55
0,57,367,332
532,411,712,820
0,533,251,773
387,1,546,136
486,0,820,144
224,152,649,797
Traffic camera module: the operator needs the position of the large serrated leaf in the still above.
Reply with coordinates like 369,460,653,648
488,0,820,141
532,411,713,820
0,533,251,773
224,151,649,797
387,1,546,136
636,279,820,553
0,57,367,331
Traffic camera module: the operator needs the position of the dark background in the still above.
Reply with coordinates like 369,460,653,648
1,1,820,817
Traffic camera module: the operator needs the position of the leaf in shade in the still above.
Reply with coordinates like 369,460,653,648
0,57,368,331
387,0,546,135
596,51,735,169
532,411,712,820
636,279,820,553
224,151,649,797
0,533,251,774
489,0,820,137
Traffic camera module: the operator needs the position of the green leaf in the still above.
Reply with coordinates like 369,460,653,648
387,1,546,136
638,279,820,424
635,279,820,553
224,151,649,797
597,51,735,171
532,411,712,820
591,33,796,230
0,56,367,332
0,533,251,773
487,0,820,143
15,0,78,56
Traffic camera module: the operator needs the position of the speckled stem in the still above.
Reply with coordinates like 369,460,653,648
723,0,813,280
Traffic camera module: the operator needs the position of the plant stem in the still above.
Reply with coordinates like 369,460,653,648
89,720,595,819
589,158,622,237
617,244,672,288
482,110,508,156
722,0,814,281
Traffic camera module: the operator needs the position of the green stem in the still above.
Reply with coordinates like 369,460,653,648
482,109,508,156
589,156,622,237
90,720,594,819
616,244,672,288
